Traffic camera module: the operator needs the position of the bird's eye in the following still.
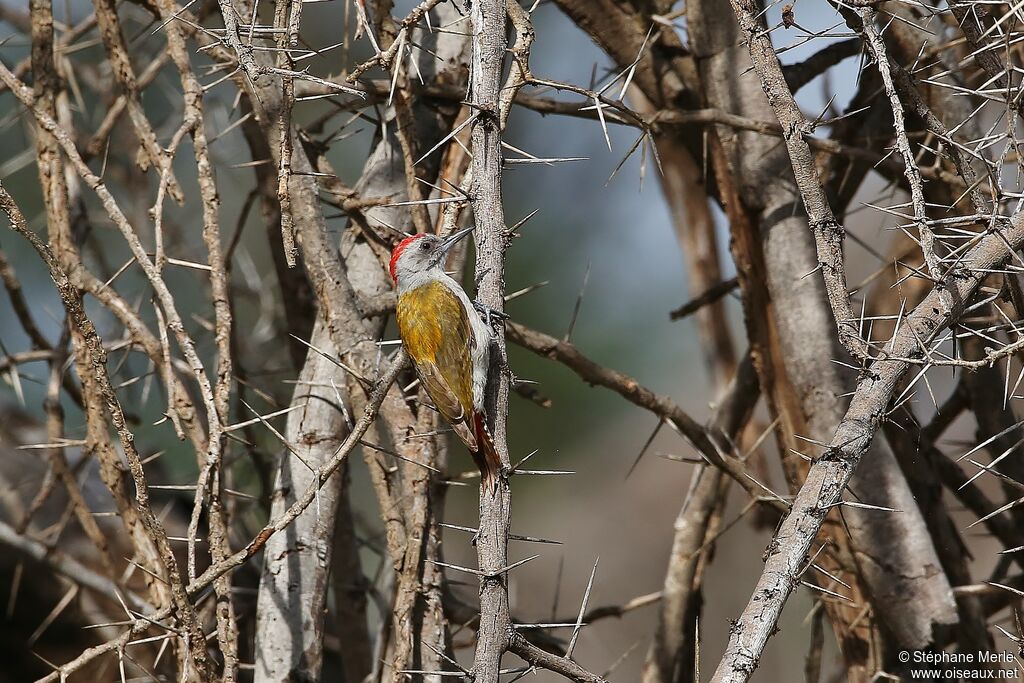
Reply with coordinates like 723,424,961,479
420,241,431,251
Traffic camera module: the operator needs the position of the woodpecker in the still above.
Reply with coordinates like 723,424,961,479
390,227,502,489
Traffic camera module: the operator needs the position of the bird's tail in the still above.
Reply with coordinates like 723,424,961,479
472,412,502,493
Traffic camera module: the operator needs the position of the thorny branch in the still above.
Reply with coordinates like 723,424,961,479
467,1,513,681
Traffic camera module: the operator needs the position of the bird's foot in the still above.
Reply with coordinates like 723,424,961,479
472,299,509,332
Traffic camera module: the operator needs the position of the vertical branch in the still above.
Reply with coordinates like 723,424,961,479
856,9,940,285
469,1,511,681
275,0,299,267
253,340,356,682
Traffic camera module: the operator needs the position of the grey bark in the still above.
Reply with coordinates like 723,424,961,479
254,340,350,682
468,1,512,682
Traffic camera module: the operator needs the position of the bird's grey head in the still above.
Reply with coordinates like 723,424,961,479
389,227,474,285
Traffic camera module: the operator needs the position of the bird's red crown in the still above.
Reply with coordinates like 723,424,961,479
389,233,429,283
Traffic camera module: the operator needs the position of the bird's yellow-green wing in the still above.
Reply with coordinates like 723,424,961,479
396,281,476,424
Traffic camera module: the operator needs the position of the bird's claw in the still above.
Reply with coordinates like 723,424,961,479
472,300,509,331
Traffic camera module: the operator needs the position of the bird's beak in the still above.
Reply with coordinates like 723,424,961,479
438,226,475,254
